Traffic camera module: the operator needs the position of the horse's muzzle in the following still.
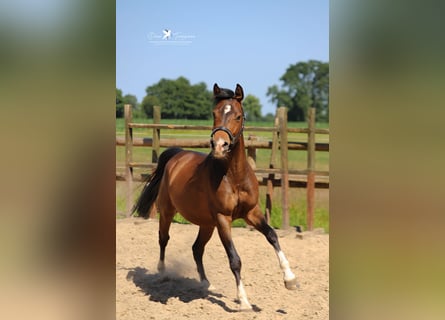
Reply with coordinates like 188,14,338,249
210,135,230,158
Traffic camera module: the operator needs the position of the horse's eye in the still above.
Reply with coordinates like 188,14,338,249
235,115,242,121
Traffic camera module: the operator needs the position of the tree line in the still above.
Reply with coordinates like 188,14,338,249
116,60,328,122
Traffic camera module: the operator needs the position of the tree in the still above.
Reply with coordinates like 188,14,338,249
242,94,262,121
116,88,139,118
140,95,159,118
262,112,275,122
141,77,213,119
267,60,329,122
116,88,124,117
123,94,138,109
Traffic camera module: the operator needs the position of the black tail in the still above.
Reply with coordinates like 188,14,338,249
132,147,183,218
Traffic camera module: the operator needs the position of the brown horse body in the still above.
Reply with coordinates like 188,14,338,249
133,84,298,310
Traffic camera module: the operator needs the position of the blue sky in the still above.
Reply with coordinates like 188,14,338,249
116,0,328,115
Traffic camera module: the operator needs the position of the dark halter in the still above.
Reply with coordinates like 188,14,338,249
210,114,245,149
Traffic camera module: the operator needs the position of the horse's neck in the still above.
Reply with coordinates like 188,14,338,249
226,136,249,180
207,136,249,181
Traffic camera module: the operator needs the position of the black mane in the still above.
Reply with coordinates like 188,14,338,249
214,88,235,103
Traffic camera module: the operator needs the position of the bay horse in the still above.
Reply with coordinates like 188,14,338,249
133,83,298,310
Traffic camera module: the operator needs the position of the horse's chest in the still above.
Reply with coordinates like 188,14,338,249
215,179,238,210
214,177,254,214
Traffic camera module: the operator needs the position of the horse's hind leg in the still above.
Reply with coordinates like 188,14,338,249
245,205,299,290
157,204,175,273
192,226,214,287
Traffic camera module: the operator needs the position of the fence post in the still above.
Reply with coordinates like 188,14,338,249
277,107,289,229
124,104,133,217
148,106,161,219
306,107,316,231
265,112,279,224
152,106,161,163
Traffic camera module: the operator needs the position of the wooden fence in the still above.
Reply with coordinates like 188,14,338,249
116,104,329,230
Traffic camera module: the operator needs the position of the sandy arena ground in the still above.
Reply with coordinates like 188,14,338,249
116,218,328,320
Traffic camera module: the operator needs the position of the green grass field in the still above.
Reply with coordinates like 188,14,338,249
116,117,329,232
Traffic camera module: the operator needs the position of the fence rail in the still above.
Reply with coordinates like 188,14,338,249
116,104,329,230
115,137,329,151
127,122,330,134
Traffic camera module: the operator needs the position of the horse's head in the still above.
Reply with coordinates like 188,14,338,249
210,83,245,159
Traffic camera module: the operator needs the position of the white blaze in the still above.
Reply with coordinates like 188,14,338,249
224,104,231,114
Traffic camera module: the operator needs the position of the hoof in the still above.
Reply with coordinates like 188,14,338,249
239,303,253,312
157,261,165,273
237,297,253,311
201,280,216,291
208,284,216,291
284,277,300,290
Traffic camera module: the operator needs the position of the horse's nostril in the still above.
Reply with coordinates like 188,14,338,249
223,142,229,147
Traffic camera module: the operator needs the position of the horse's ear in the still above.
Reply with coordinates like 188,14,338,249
213,83,221,97
234,84,244,101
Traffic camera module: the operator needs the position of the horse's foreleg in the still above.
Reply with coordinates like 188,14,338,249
192,225,215,287
216,213,252,311
245,206,299,290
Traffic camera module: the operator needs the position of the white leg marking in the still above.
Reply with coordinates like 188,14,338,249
237,280,252,310
201,279,216,291
277,250,296,281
